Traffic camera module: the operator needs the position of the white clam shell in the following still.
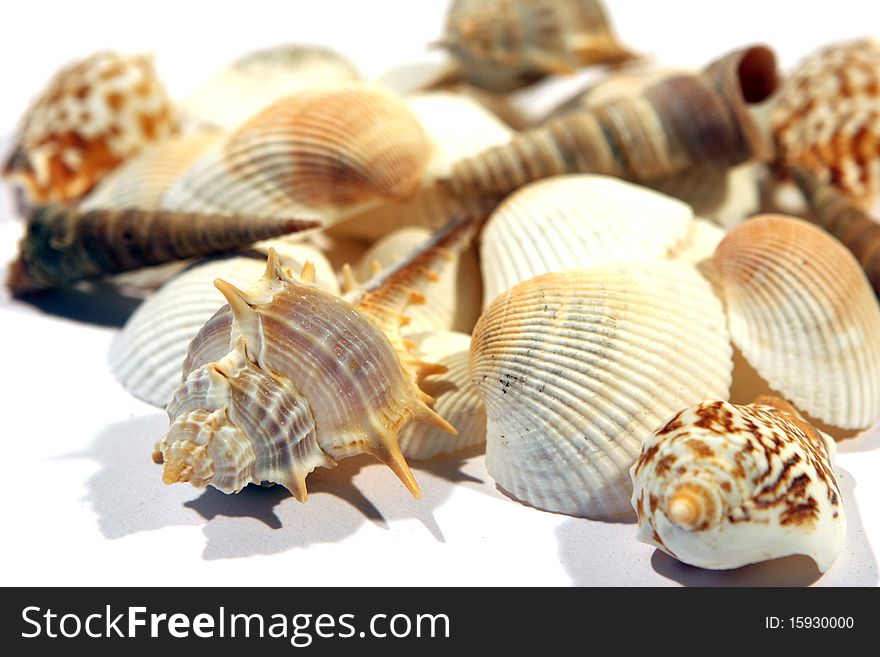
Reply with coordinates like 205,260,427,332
355,226,481,335
470,261,733,518
631,399,845,572
713,214,880,429
667,217,725,267
110,246,336,408
398,331,486,460
479,175,694,307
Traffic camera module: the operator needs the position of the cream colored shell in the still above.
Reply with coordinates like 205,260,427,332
470,261,733,518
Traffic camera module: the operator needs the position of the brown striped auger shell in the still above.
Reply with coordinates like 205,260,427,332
631,397,845,572
442,45,779,209
438,0,636,93
154,215,477,500
2,51,178,206
6,204,319,295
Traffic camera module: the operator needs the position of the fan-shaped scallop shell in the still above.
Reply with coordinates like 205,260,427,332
479,175,693,306
110,247,337,407
80,132,222,211
353,226,481,335
631,397,845,571
470,261,733,518
180,44,359,130
712,214,880,429
160,84,431,225
440,0,635,93
771,38,880,206
398,331,486,460
3,51,178,205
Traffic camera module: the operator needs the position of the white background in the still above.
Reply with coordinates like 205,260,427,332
1,1,879,586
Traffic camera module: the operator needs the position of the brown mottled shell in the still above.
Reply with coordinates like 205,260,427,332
712,214,880,429
6,204,318,294
771,39,880,206
3,52,178,204
160,84,431,224
441,0,636,92
631,398,845,572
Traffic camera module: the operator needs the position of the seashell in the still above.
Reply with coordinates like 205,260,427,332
2,51,178,206
443,46,779,209
180,44,359,130
439,0,636,93
159,84,431,226
154,215,477,499
353,226,481,335
6,204,318,295
79,132,222,211
329,91,513,240
110,245,337,408
470,261,733,518
771,39,880,207
479,174,693,306
666,217,726,281
631,397,845,572
791,165,880,296
712,213,880,429
398,331,487,460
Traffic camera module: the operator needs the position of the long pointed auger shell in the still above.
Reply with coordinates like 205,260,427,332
712,214,880,429
155,215,477,500
159,84,431,227
398,331,487,460
631,397,845,572
439,0,636,93
443,46,778,209
470,261,733,518
6,204,319,295
479,175,694,307
109,247,337,408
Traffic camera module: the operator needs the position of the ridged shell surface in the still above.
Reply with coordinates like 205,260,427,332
398,331,487,459
631,398,845,572
713,214,880,429
479,175,693,307
180,45,359,129
110,247,336,408
470,261,733,518
3,51,177,204
160,84,430,225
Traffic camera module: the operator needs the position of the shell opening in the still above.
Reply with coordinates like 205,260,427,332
737,46,778,104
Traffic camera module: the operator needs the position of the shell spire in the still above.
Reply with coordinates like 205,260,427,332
6,204,320,295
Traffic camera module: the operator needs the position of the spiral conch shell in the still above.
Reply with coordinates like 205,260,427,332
3,51,177,206
439,0,636,93
470,261,733,518
631,397,845,572
713,214,880,429
160,84,431,226
6,204,318,294
154,216,476,499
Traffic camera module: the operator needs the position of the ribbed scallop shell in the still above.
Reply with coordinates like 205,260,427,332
180,44,359,129
160,84,430,225
330,92,513,240
631,398,845,571
771,38,880,206
470,261,733,518
398,331,486,459
3,51,177,204
80,132,222,211
110,247,337,408
712,214,880,429
354,226,481,335
441,0,635,92
479,175,693,307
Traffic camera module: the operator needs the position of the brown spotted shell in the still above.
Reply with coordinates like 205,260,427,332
631,397,845,572
3,51,178,205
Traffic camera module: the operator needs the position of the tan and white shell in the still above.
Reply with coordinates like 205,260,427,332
470,261,733,518
631,397,845,572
